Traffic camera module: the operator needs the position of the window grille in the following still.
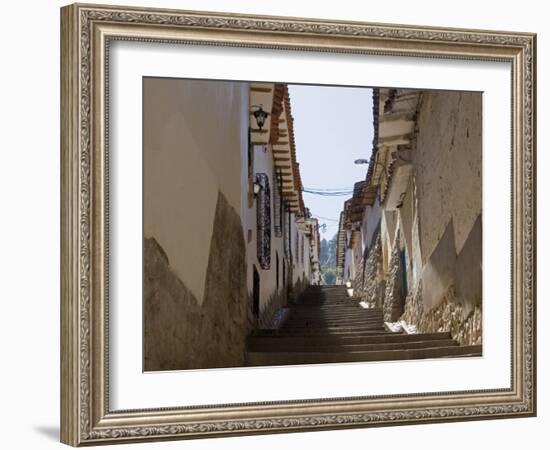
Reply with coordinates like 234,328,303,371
255,173,271,269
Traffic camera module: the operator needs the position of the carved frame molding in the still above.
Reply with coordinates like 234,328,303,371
61,3,536,446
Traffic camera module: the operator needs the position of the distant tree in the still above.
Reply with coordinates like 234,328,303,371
327,234,337,267
321,268,336,285
319,233,337,285
320,238,329,265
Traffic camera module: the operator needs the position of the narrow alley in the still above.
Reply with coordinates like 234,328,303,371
143,79,483,371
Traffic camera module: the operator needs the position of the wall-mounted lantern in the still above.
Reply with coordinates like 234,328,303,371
251,105,269,131
253,182,261,196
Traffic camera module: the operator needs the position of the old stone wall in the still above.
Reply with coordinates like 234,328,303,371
255,269,310,329
143,192,249,371
257,289,287,329
359,230,385,308
383,235,406,322
401,282,482,346
359,90,482,345
289,275,309,304
353,256,365,294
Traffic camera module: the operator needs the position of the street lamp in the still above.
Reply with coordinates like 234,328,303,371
250,105,269,130
354,158,369,165
253,182,261,196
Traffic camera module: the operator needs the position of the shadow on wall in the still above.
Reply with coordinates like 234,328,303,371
400,215,483,346
143,191,249,371
421,215,482,314
255,273,309,329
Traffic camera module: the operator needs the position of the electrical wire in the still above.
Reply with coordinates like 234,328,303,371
310,213,340,222
303,186,354,192
302,188,353,197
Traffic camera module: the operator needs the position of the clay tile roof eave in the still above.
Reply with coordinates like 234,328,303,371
364,88,381,191
282,84,306,215
347,180,367,218
269,84,286,145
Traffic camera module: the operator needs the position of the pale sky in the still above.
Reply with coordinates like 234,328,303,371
288,84,374,239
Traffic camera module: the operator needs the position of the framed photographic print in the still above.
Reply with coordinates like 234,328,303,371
60,3,536,446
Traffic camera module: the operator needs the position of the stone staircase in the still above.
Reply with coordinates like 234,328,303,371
245,285,482,367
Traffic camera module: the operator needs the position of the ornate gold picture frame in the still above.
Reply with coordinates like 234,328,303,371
60,3,536,446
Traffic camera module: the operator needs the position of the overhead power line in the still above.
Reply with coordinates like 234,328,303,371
311,213,340,222
303,186,354,192
302,188,353,197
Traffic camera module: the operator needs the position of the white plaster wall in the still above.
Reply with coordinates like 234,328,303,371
409,92,482,309
352,232,363,282
291,220,304,284
302,231,312,280
413,91,482,262
245,144,288,314
380,210,397,272
362,197,382,251
411,207,424,292
143,78,248,304
289,219,315,286
398,179,414,257
342,230,354,283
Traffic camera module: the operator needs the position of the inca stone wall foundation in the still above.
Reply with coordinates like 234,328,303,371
144,192,250,371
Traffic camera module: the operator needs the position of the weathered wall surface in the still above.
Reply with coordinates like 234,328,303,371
412,91,482,317
401,282,482,346
413,91,482,263
398,90,482,337
361,198,382,253
359,229,385,308
144,193,249,371
143,77,248,304
383,235,406,321
419,215,482,313
420,220,459,310
454,215,482,308
356,89,482,346
243,143,314,327
244,144,289,324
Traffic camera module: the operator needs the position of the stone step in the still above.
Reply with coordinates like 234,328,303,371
296,304,372,309
290,303,363,310
279,324,386,333
288,307,382,314
285,314,383,322
290,308,365,314
286,317,383,324
247,338,458,353
304,285,343,288
292,306,382,312
245,345,483,366
250,329,395,338
255,328,388,337
248,332,452,346
297,298,358,303
282,324,384,331
287,310,383,319
301,292,348,296
299,293,352,297
299,291,354,295
283,319,384,328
